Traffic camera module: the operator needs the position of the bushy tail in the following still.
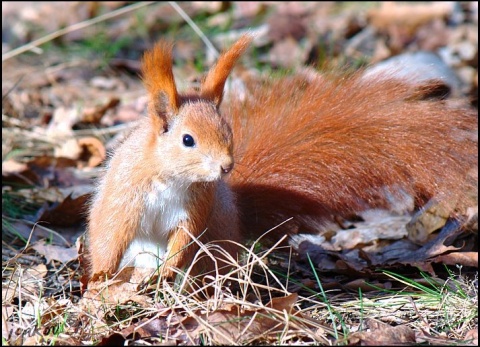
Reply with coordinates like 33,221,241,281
225,72,478,238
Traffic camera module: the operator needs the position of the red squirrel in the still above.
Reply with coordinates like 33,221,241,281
87,35,478,281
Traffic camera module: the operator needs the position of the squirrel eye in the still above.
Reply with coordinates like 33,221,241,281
182,134,195,147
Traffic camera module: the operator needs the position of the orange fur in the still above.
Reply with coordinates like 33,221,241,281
165,181,241,283
226,73,477,238
142,40,180,132
201,35,253,106
87,34,478,285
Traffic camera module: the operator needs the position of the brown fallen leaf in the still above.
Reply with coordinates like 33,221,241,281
2,159,28,175
268,37,310,69
29,155,78,170
31,239,78,264
82,97,120,124
464,328,478,345
429,251,478,268
267,292,298,312
3,264,48,303
179,293,321,345
38,193,89,227
368,2,453,53
331,210,410,250
407,199,452,245
77,137,106,168
98,333,128,346
2,159,41,186
5,218,71,246
81,267,154,317
46,107,80,138
233,2,268,19
40,297,71,325
94,294,312,345
98,308,195,346
349,318,416,345
267,12,306,42
99,319,177,346
5,157,87,193
89,76,120,91
368,2,452,33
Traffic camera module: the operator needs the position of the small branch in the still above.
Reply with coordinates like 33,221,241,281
168,1,219,57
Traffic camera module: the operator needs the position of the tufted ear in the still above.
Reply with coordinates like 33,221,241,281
141,40,180,131
200,34,253,107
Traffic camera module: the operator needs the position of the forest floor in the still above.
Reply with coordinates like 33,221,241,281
2,2,478,345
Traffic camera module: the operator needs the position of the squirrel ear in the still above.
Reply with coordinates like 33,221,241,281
142,40,180,129
200,34,253,107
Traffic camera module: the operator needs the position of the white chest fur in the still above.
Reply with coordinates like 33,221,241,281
119,180,190,269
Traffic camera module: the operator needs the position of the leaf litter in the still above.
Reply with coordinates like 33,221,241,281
2,2,477,345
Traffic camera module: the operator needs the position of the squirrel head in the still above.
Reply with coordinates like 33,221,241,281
140,35,252,183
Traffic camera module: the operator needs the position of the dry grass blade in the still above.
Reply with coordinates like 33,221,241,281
144,236,331,345
168,1,219,57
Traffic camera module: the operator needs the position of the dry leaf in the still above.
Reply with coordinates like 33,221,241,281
332,210,410,250
268,37,309,69
46,107,80,138
430,252,478,268
368,2,454,53
2,159,41,186
233,2,268,19
180,293,319,345
368,2,453,33
90,76,120,90
349,318,416,345
77,137,106,167
464,328,478,345
3,264,48,304
40,297,71,325
38,193,89,227
2,159,28,174
32,240,78,264
82,97,120,124
267,12,306,42
54,138,82,160
96,294,319,345
407,199,451,244
81,267,154,317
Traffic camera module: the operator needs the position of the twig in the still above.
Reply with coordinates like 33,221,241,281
168,1,219,57
2,76,24,102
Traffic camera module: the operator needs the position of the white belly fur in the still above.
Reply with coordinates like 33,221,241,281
119,180,189,269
